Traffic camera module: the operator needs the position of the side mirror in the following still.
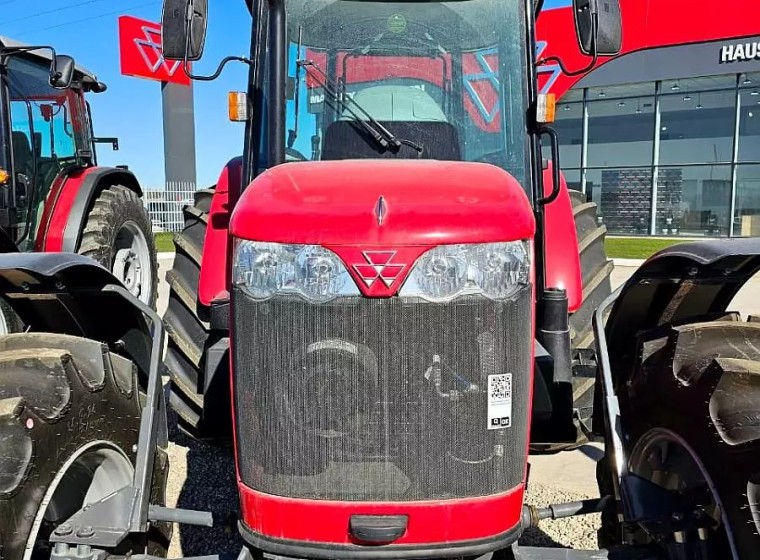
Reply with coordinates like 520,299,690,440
50,54,75,89
161,0,208,61
573,0,622,56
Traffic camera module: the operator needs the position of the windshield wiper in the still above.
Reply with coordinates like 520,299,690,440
297,58,424,155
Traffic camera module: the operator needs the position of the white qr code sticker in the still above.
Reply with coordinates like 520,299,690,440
487,374,512,430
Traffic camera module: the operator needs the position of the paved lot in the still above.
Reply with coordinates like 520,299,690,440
154,255,760,555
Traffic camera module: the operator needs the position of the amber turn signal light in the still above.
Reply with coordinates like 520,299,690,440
228,92,249,122
536,93,556,124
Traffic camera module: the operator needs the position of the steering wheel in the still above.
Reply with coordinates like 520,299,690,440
286,147,309,162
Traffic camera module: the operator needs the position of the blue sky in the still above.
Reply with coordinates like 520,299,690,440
4,0,252,189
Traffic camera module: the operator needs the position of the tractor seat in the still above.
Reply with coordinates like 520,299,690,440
11,130,34,178
321,84,461,161
321,120,461,161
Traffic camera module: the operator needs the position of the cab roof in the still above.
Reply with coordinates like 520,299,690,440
0,35,101,86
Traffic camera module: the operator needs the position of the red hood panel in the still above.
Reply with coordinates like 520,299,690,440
230,160,535,245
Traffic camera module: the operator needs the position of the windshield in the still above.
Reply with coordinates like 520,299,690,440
284,0,530,185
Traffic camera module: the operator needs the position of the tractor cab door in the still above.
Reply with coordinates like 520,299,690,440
4,55,89,250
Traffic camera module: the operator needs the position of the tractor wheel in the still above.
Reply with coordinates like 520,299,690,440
568,190,613,427
0,333,170,560
78,185,158,309
597,320,760,557
163,187,231,441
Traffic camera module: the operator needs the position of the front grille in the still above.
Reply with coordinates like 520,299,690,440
232,286,532,502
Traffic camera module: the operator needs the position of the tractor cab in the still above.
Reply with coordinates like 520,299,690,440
0,37,111,250
281,0,529,184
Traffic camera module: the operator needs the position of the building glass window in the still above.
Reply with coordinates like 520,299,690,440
655,165,732,237
559,71,760,238
739,72,760,89
561,168,581,192
738,89,760,162
734,164,760,236
659,90,736,165
551,102,583,168
586,167,652,235
587,82,655,99
587,95,655,167
665,75,736,94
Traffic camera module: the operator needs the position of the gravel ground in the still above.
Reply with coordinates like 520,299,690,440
164,386,244,558
521,483,602,550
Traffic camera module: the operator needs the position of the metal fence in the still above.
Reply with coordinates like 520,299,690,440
143,181,198,233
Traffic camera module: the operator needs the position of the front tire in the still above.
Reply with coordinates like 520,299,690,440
163,187,231,441
0,333,170,560
78,185,158,309
597,319,760,556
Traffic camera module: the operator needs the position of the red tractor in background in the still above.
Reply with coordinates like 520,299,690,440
1,1,759,560
0,36,158,309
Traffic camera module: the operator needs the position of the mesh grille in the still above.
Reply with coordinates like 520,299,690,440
233,286,531,502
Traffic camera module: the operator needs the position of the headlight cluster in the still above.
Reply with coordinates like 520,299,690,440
233,241,359,302
233,240,529,303
399,241,530,302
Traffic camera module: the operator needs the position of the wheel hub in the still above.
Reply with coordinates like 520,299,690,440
112,221,152,305
628,428,738,559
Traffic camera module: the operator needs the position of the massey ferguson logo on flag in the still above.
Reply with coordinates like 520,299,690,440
118,15,190,86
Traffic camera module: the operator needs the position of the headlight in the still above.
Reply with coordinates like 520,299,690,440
399,241,530,302
233,241,360,302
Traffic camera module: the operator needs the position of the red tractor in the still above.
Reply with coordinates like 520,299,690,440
0,36,158,309
1,1,759,560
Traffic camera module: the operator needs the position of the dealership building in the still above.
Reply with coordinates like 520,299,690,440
538,0,760,237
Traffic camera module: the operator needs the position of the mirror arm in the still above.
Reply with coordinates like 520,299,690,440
536,11,599,77
182,55,253,81
178,16,252,81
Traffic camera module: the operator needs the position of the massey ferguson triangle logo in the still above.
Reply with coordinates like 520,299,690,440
352,251,406,288
134,26,181,76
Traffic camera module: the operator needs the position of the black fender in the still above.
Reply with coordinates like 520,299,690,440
61,166,143,253
604,237,760,390
0,252,153,379
0,252,172,545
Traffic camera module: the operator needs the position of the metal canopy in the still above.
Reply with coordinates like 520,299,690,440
0,34,99,82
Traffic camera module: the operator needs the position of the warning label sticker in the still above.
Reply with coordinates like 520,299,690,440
487,373,512,430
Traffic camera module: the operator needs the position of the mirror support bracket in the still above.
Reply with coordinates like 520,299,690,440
181,55,253,82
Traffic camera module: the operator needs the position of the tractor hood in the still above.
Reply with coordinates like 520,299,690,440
230,160,535,245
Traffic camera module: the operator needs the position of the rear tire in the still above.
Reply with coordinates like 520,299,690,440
533,191,612,452
568,190,613,428
163,187,231,441
597,319,760,557
78,185,158,309
0,333,170,560
567,190,613,352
